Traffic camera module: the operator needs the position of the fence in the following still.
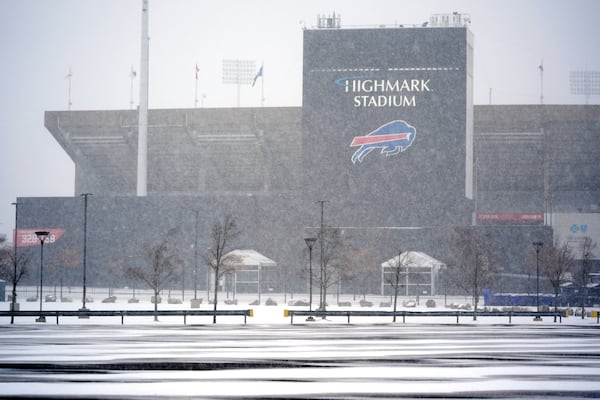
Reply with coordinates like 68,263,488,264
0,309,253,325
283,309,579,324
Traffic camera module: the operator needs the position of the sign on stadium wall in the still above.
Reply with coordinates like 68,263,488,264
13,229,65,247
476,213,544,223
552,213,600,259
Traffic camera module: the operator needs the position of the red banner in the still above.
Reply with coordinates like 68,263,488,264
476,213,544,222
13,229,65,247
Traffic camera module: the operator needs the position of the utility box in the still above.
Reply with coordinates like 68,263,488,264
0,280,5,302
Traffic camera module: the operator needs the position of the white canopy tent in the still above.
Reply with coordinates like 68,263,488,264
380,251,446,296
222,249,276,302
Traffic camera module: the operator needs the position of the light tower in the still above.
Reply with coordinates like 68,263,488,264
136,0,149,196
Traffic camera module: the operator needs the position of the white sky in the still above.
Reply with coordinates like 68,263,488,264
1,0,599,238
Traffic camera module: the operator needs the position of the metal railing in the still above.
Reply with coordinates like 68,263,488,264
283,309,574,324
0,309,253,325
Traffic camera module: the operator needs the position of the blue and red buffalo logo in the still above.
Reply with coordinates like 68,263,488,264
350,120,416,164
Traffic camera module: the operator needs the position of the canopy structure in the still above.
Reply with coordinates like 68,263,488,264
221,249,276,303
225,249,276,269
380,251,446,296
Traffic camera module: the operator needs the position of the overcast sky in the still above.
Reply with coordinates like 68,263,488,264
1,0,599,238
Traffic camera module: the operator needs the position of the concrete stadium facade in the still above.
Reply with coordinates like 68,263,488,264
16,25,599,296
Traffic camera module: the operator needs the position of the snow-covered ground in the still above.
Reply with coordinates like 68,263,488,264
1,287,600,398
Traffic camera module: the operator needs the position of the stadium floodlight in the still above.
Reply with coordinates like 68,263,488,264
570,70,600,104
222,59,256,106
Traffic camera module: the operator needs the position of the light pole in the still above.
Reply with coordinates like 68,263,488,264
316,200,327,312
532,241,543,321
304,237,317,321
80,193,92,315
194,210,199,300
10,202,19,324
35,231,50,323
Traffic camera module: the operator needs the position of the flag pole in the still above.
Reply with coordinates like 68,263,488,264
539,59,544,105
194,64,199,108
65,67,72,110
261,62,265,107
129,65,136,109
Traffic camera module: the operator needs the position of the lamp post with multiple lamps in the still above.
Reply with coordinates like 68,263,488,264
34,231,50,323
79,193,92,316
304,237,317,321
532,241,544,321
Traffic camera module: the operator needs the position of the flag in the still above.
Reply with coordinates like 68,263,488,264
252,64,263,87
195,64,199,80
538,60,543,72
130,65,136,78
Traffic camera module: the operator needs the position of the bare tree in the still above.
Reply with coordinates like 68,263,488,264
340,246,376,301
126,230,182,321
106,257,126,298
578,236,596,319
450,227,495,320
383,250,414,322
534,242,575,321
56,248,79,300
0,238,30,323
204,214,241,323
317,227,345,311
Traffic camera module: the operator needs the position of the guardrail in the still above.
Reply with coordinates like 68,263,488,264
283,309,575,324
0,309,253,325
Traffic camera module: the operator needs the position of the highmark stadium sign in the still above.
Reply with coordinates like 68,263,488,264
335,77,433,108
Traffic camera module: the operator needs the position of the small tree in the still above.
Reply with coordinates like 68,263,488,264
450,227,495,320
384,250,414,322
56,248,79,300
536,242,575,321
317,227,345,311
126,230,182,321
0,238,30,324
204,215,241,323
340,246,376,301
578,236,596,319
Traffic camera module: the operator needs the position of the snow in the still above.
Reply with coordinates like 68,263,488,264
1,288,600,398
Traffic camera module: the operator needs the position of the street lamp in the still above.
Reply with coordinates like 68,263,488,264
532,241,544,321
10,202,19,324
194,210,199,300
35,231,50,323
79,193,92,315
316,200,328,312
304,237,317,321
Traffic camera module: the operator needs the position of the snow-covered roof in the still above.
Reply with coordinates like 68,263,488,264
225,249,276,268
381,251,446,269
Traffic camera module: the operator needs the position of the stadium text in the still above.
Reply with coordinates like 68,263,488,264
339,78,431,108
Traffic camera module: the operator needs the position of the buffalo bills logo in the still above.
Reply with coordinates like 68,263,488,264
350,120,416,164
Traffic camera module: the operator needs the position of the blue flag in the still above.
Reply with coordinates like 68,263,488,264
252,64,263,87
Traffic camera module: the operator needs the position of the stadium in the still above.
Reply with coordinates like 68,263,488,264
14,16,599,299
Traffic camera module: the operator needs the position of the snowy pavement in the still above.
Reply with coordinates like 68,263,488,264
1,291,600,398
1,319,600,398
